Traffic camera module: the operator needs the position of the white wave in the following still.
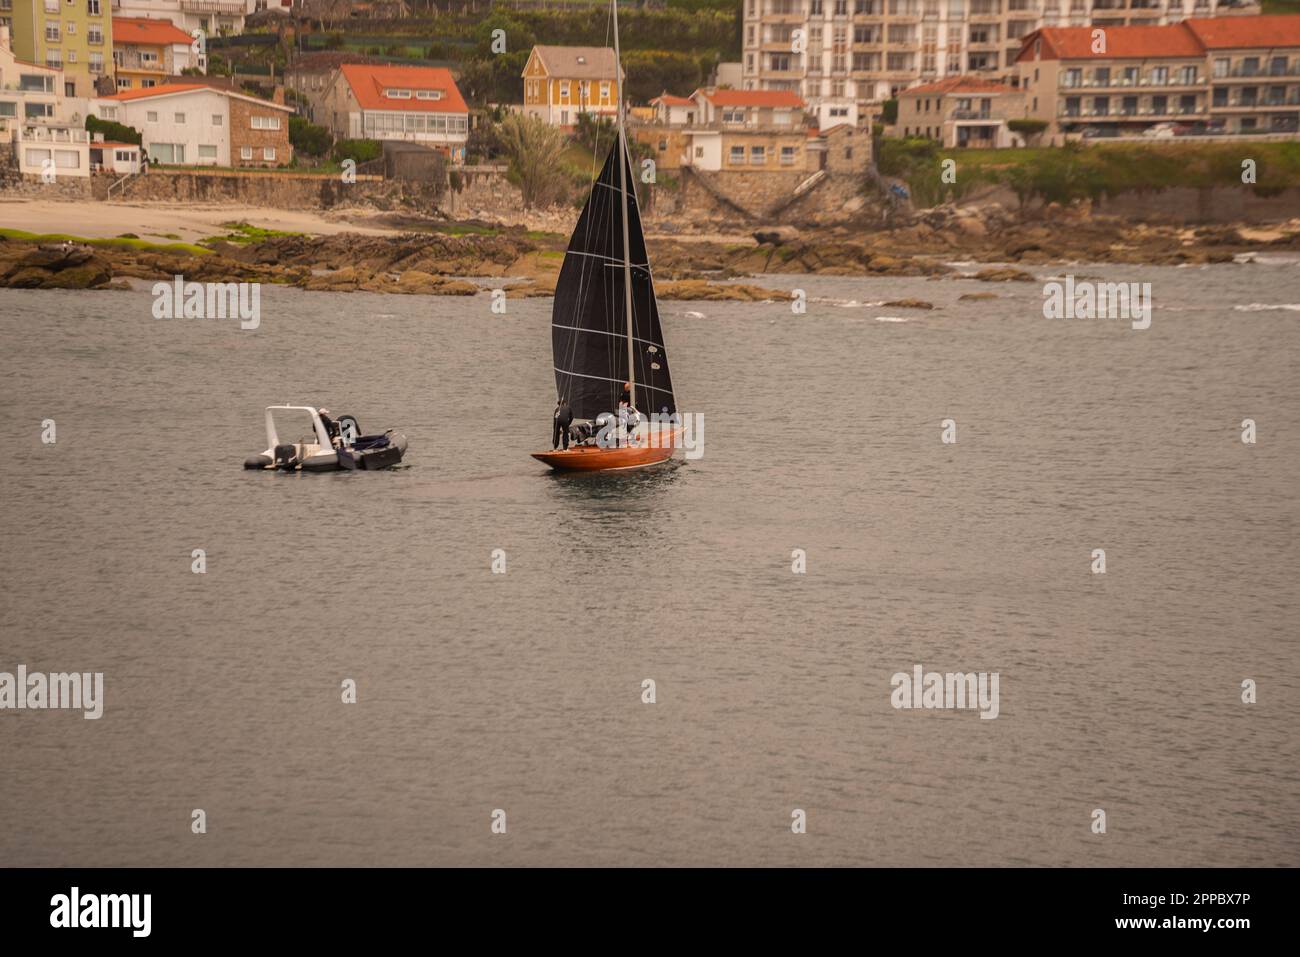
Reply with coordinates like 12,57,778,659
874,316,910,323
683,311,706,319
1233,303,1300,312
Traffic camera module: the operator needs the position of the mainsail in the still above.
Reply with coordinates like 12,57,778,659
551,138,676,422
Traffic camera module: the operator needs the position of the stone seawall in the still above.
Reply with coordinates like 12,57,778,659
117,169,447,211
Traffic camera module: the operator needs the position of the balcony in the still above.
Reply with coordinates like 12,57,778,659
114,52,165,73
951,110,995,120
178,0,248,12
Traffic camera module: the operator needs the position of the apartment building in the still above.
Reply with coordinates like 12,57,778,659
1015,15,1300,137
9,0,114,97
637,87,814,173
112,16,203,90
895,74,1024,144
521,45,621,127
320,64,469,162
740,0,1262,122
93,80,292,165
112,0,255,38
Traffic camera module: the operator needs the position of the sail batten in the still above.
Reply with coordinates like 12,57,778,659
550,139,676,422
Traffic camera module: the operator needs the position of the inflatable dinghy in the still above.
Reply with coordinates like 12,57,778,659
243,405,407,472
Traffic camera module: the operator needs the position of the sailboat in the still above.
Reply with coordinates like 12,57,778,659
530,1,683,472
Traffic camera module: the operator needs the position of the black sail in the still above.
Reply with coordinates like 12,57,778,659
551,137,676,422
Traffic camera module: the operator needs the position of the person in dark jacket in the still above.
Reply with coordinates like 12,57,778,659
552,397,573,450
317,408,339,447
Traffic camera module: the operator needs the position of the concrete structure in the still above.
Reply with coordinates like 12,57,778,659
93,80,291,165
895,74,1024,144
320,63,468,161
112,16,203,91
1015,15,1300,137
521,45,621,127
8,0,114,97
111,0,256,38
740,0,1263,122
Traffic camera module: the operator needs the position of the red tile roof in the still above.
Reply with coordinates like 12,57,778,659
1184,14,1300,49
696,88,805,108
101,82,293,111
112,16,196,47
1019,23,1204,61
102,82,209,101
339,64,468,113
903,76,1014,96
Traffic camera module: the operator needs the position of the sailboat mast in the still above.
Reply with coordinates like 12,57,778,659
612,0,636,413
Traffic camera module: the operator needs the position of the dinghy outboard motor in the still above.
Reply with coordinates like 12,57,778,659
273,443,301,471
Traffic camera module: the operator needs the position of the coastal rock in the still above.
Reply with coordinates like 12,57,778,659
959,292,1000,301
968,266,1036,282
657,280,790,301
1,245,113,289
753,226,801,246
882,298,935,309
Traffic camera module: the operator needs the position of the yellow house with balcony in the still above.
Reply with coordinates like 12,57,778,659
9,0,112,98
522,45,622,128
111,16,200,91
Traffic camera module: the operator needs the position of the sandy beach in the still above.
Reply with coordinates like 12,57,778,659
0,197,400,242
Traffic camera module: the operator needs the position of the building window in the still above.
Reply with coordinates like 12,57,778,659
694,146,704,158
241,146,253,160
87,0,100,12
88,52,102,73
251,115,282,130
116,76,130,89
212,115,222,126
263,147,276,161
415,90,442,100
45,52,62,69
147,111,158,122
749,145,765,166
722,109,745,125
45,24,60,42
728,145,744,164
559,81,570,98
385,88,411,99
25,102,54,118
780,145,796,165
88,24,101,44
198,144,217,160
174,113,186,124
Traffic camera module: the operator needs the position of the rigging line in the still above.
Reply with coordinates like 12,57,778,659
553,368,675,396
552,322,665,352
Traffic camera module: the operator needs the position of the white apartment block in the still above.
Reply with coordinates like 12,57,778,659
110,0,258,38
741,0,1262,122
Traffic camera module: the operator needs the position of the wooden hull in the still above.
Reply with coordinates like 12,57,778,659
531,426,683,472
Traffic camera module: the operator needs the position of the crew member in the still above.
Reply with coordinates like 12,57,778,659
318,407,339,447
553,397,573,450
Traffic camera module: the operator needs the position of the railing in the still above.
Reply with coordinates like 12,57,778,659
178,0,247,13
107,164,146,199
1062,76,1204,89
951,110,994,119
17,126,90,143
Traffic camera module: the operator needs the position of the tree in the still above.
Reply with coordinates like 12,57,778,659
86,114,141,146
496,112,570,209
289,116,332,157
881,98,899,124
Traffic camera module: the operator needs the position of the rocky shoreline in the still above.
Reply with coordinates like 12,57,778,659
3,203,1297,299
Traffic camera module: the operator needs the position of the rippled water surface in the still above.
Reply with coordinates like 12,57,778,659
1,262,1297,866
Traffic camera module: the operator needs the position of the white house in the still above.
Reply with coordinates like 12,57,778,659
93,81,293,166
649,93,695,126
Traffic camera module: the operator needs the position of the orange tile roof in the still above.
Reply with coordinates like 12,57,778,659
339,64,468,113
652,93,695,106
1020,23,1204,61
102,82,209,101
904,76,1014,96
697,88,805,109
112,17,196,47
1184,14,1300,49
